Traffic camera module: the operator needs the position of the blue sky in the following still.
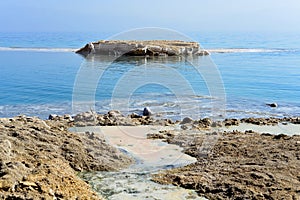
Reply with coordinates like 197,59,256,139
1,0,300,32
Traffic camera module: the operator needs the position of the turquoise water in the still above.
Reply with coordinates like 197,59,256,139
0,32,299,119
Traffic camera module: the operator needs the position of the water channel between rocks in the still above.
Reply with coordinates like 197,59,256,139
71,126,207,200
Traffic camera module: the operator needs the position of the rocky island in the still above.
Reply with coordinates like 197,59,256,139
76,40,210,57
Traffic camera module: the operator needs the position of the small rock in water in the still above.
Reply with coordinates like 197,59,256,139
266,103,278,107
143,107,152,116
180,117,193,124
48,114,58,120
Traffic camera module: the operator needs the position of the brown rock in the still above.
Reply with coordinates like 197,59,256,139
0,115,133,199
152,130,300,199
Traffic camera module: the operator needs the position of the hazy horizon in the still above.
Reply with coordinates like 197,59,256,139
1,0,300,33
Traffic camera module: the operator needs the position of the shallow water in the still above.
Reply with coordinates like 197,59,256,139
79,171,205,200
73,126,197,171
73,126,205,199
0,32,300,120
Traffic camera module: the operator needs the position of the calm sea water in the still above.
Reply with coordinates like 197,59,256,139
0,32,299,119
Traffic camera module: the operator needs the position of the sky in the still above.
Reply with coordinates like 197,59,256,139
1,0,300,33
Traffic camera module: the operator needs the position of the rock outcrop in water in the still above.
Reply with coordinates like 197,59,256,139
76,40,210,57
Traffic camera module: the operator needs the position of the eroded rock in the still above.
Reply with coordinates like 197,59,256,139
152,130,300,199
0,115,134,199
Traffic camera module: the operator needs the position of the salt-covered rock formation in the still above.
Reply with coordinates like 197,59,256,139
76,40,210,57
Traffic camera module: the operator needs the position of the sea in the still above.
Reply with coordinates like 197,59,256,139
0,31,300,120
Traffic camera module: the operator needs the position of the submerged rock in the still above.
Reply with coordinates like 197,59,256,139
76,40,210,57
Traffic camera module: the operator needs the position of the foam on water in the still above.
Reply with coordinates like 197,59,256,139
1,96,300,120
208,48,296,53
0,47,77,52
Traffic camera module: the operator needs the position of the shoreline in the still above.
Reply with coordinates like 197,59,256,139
0,111,300,199
151,129,300,199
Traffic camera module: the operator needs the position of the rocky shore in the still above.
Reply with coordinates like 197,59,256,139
76,40,210,57
0,115,133,199
150,128,300,199
1,111,300,199
72,110,300,129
